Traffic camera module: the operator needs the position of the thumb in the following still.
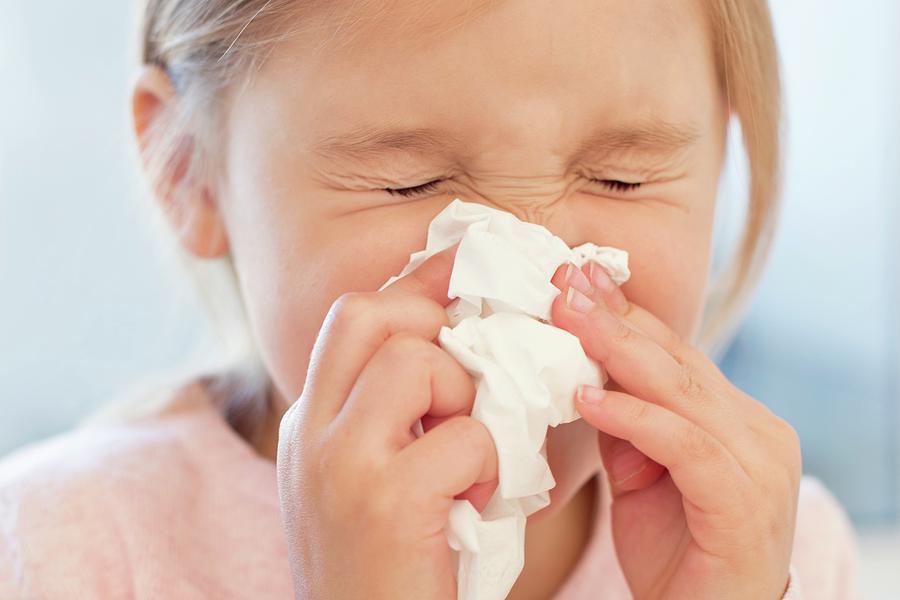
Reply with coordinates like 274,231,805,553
381,242,460,307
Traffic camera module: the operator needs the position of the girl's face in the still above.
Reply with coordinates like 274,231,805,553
215,0,727,513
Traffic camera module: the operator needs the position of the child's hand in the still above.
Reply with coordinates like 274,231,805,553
551,263,801,600
276,243,498,600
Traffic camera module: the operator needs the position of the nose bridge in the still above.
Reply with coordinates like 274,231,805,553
464,172,587,251
460,93,606,248
475,191,583,250
484,93,570,173
464,95,585,241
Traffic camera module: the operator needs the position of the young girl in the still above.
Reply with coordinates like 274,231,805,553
0,0,861,598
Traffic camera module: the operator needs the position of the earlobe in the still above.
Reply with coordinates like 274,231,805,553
131,65,230,260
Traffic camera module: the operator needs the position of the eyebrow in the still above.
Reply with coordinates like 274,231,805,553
310,118,702,165
311,125,465,163
571,118,703,163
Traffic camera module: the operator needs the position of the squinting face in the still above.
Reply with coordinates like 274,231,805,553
216,0,727,513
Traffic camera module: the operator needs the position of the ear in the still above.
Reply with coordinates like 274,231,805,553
131,65,229,259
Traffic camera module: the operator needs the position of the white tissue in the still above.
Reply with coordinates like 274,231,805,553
379,199,630,600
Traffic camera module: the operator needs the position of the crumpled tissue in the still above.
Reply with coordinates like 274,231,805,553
379,199,630,600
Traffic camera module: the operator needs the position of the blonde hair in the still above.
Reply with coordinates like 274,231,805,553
135,0,782,438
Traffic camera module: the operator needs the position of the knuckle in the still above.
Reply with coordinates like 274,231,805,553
625,397,652,424
329,291,378,334
679,422,718,462
662,328,683,351
676,361,704,400
444,415,487,447
442,416,494,466
381,332,431,364
609,318,635,343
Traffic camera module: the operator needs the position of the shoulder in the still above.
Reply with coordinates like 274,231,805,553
0,381,222,496
790,475,861,600
0,381,236,596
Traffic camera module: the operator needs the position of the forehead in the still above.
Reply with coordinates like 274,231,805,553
250,0,719,154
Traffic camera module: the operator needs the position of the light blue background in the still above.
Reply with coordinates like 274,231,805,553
1,1,898,531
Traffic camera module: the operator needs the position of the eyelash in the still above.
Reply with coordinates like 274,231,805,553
385,178,642,198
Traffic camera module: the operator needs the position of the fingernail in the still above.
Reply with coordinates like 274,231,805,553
589,263,629,314
588,263,616,293
576,384,605,405
566,287,595,313
565,263,592,295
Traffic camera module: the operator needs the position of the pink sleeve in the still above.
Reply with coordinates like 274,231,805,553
788,477,861,600
0,441,132,598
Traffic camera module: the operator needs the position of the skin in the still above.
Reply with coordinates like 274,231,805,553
132,0,801,598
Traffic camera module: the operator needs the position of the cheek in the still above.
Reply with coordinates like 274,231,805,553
620,215,712,339
225,193,449,402
235,205,710,404
577,194,714,340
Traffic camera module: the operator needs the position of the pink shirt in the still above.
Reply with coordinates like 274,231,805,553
0,383,861,598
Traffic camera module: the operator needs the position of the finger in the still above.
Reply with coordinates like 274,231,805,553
302,244,460,426
381,241,461,303
576,386,750,513
338,333,476,451
596,432,667,494
581,262,710,367
553,261,768,429
455,480,499,513
549,261,704,367
552,287,741,435
393,415,499,513
552,287,691,409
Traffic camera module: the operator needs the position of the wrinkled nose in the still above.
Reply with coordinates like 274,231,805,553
452,96,595,246
456,182,592,250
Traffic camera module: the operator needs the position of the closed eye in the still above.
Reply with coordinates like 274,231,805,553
598,179,642,193
385,179,444,198
384,178,643,198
